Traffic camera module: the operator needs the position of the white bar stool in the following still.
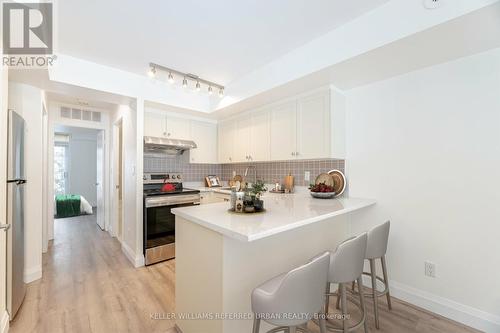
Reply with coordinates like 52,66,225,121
324,233,369,333
251,252,330,333
343,221,391,329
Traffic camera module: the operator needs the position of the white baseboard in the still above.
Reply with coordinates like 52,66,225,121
1,310,9,333
121,242,145,268
360,276,500,333
24,265,42,283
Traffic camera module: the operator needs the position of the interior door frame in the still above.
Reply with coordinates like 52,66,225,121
47,122,110,243
111,117,124,242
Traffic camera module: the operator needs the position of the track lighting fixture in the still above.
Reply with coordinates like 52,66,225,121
148,62,224,97
148,66,156,78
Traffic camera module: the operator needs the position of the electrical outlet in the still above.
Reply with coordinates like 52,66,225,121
232,170,236,177
304,171,310,182
425,261,436,278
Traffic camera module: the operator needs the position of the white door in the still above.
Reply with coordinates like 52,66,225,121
297,91,330,159
144,112,166,137
190,121,217,163
166,116,190,139
250,108,271,162
270,101,297,161
234,114,251,162
96,130,105,230
218,119,236,163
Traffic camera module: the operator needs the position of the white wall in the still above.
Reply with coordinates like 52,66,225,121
63,128,98,206
8,82,43,283
110,102,144,267
345,48,500,332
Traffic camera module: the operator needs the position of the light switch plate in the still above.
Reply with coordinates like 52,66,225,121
304,171,310,182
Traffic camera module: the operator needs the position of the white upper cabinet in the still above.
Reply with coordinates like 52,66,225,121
144,112,167,137
190,121,217,164
296,90,330,159
250,108,271,162
234,114,251,163
216,87,345,163
270,101,297,161
166,116,190,140
218,119,236,163
144,110,218,164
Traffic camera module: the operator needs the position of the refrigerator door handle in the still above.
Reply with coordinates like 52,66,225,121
0,224,11,231
7,179,27,185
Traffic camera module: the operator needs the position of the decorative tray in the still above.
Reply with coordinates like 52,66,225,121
228,208,266,214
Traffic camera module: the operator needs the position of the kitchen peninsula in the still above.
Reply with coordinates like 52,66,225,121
172,192,375,333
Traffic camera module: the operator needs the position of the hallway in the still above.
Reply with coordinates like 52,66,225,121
9,215,176,333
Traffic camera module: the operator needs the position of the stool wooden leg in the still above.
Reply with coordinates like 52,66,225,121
336,285,341,309
357,276,369,333
289,326,297,333
340,283,348,333
381,256,392,310
252,317,260,333
319,312,327,333
325,283,331,315
351,281,356,292
369,259,380,329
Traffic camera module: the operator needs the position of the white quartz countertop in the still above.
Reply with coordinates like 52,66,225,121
172,192,376,242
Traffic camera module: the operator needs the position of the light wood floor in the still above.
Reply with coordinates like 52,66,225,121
9,215,480,333
10,214,177,333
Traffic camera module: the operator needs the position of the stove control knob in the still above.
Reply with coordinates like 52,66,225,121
143,175,147,180
177,175,181,179
165,174,170,179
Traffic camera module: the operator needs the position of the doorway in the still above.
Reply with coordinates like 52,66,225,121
52,125,104,230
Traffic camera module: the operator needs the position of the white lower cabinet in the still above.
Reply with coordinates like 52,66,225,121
200,192,229,205
190,121,217,164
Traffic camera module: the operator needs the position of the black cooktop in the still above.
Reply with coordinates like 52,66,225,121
143,184,200,197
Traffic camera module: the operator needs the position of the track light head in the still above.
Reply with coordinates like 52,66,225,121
148,66,156,78
219,87,224,97
168,72,174,84
208,86,213,95
182,77,188,88
196,81,201,92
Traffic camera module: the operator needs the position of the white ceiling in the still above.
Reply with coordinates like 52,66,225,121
57,0,389,85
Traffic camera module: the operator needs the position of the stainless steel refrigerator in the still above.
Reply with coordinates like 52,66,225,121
6,109,26,320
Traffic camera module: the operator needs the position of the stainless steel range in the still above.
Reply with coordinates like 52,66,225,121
143,172,200,265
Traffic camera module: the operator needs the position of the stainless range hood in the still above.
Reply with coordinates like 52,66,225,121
144,136,197,155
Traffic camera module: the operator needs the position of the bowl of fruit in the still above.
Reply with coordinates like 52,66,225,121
309,182,336,199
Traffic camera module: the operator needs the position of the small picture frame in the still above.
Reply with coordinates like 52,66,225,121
205,175,221,188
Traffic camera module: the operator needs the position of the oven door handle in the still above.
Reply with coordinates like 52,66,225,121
145,195,201,208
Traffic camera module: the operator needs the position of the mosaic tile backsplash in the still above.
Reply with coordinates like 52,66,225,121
144,153,345,187
220,159,345,186
144,153,222,181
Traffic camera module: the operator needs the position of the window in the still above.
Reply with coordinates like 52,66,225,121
54,143,69,196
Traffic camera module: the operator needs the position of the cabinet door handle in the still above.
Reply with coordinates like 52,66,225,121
291,152,295,156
